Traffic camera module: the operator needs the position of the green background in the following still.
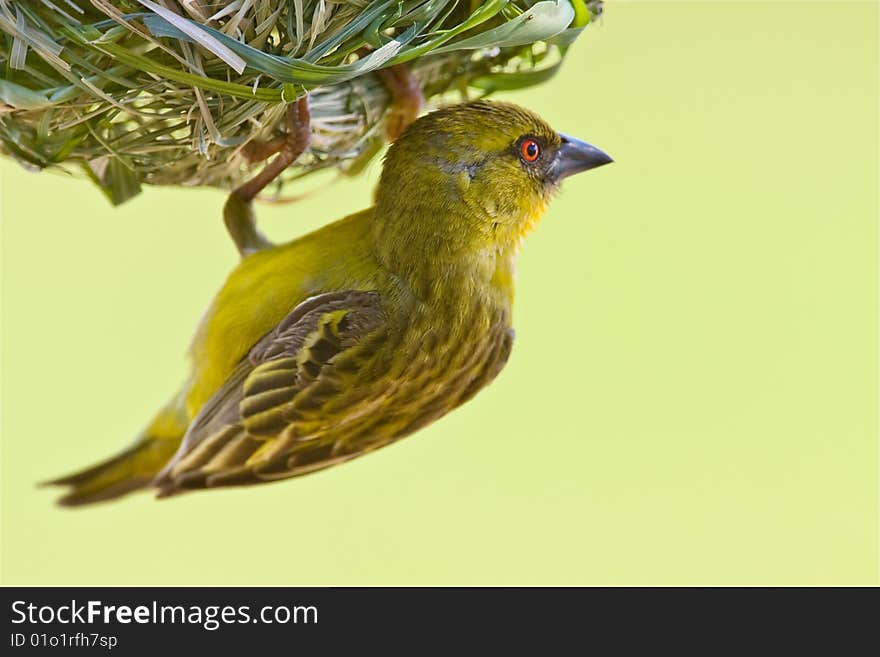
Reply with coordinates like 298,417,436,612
2,2,877,585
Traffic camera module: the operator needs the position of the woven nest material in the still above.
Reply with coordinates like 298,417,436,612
0,0,603,204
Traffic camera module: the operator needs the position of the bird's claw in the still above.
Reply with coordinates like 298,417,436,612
225,96,311,257
235,96,311,202
376,64,423,142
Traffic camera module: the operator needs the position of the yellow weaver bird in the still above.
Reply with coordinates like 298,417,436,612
48,100,612,505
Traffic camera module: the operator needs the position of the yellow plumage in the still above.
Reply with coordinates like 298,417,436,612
48,101,612,505
187,210,380,416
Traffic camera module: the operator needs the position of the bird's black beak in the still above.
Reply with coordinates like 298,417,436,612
552,133,613,180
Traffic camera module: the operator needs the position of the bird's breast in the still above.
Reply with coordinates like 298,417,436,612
372,288,514,440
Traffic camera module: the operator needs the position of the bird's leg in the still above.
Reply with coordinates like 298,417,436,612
375,64,423,141
224,96,311,256
222,194,267,257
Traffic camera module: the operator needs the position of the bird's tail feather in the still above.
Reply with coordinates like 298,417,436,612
44,394,189,507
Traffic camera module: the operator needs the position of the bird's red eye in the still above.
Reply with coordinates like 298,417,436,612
520,138,540,163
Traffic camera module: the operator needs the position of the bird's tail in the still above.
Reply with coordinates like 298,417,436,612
44,393,189,507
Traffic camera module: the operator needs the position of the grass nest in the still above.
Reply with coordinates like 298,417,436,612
0,0,603,204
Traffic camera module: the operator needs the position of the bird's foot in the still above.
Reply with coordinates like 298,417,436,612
376,64,423,142
225,96,311,257
235,95,311,202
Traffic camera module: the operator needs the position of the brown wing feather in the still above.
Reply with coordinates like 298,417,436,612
153,291,387,496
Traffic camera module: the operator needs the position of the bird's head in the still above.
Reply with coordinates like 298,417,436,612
373,100,611,272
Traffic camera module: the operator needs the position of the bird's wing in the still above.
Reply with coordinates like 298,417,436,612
153,290,390,495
